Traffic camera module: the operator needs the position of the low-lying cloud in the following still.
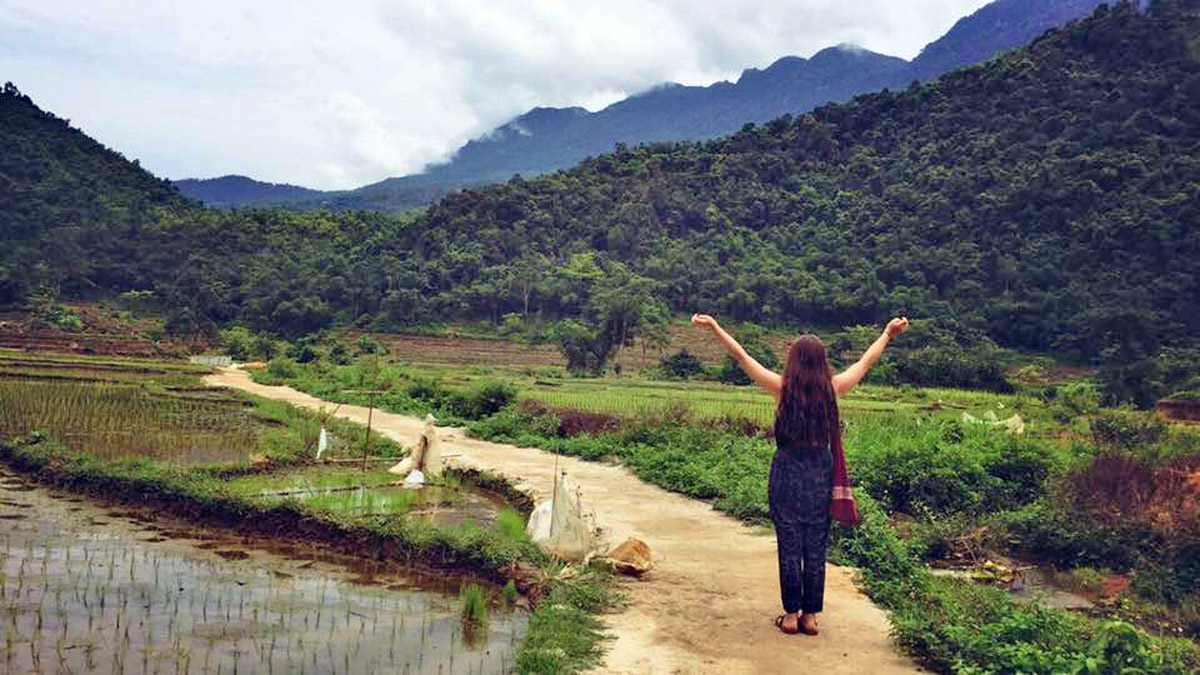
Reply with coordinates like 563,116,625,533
0,0,991,189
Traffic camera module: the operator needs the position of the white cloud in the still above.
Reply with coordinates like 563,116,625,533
0,0,992,189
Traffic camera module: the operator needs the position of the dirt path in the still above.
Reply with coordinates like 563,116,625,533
207,368,920,674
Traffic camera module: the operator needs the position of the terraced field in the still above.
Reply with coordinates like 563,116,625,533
346,324,793,370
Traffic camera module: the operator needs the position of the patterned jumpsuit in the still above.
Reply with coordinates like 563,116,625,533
768,437,833,614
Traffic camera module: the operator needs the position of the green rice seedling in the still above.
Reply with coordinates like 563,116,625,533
493,510,528,544
458,583,488,627
502,579,518,607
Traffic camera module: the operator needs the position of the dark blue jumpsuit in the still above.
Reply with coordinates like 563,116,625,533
768,438,833,614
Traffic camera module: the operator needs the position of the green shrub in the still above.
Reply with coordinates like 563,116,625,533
659,348,705,379
560,434,616,461
356,334,382,355
850,420,1054,516
406,377,448,405
1091,409,1169,452
499,312,524,338
469,409,541,442
219,326,254,360
999,499,1151,571
494,509,528,543
1062,567,1106,594
327,342,350,365
287,342,318,364
250,333,279,361
447,381,519,420
459,583,488,627
880,346,1015,393
469,381,518,417
1130,564,1189,606
266,358,298,379
1049,382,1101,421
41,304,84,332
904,512,978,561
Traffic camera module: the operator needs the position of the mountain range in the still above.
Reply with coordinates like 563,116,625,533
174,0,1110,212
3,0,1195,375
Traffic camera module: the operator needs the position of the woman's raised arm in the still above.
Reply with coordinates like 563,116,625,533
692,313,783,400
832,317,908,397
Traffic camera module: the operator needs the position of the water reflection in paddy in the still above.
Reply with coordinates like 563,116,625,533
0,468,526,674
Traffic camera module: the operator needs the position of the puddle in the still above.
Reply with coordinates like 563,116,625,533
265,483,511,529
930,557,1096,610
0,467,527,674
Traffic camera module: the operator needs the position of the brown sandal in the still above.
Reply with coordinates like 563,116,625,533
799,615,820,636
774,614,800,635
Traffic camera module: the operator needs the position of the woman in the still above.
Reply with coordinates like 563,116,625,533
692,313,908,636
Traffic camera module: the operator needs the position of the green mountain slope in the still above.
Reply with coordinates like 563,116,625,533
2,2,1197,373
0,82,407,335
0,82,185,302
387,0,1200,359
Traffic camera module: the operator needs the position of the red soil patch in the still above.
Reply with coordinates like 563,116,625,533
1158,399,1200,423
1100,574,1131,599
1068,454,1200,538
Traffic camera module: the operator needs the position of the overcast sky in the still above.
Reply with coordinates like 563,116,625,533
1,1,993,190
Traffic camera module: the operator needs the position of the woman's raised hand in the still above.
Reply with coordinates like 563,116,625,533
691,313,719,331
885,317,910,338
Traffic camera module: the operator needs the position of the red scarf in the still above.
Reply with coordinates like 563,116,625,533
830,431,861,526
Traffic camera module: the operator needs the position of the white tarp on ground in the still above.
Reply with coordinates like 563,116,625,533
962,410,1026,435
316,427,329,460
388,414,443,479
527,472,602,563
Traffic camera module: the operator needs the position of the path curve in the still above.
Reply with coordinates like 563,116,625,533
207,368,920,675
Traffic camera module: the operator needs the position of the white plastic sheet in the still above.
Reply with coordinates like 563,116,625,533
962,411,1026,435
420,415,442,478
388,414,442,480
316,427,328,460
527,472,598,562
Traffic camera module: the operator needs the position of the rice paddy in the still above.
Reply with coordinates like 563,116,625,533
0,352,257,463
0,467,526,674
414,361,1037,427
0,349,538,673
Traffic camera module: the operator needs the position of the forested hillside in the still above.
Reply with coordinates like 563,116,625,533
2,2,1197,383
171,175,324,208
0,82,185,304
0,82,407,336
389,1,1199,359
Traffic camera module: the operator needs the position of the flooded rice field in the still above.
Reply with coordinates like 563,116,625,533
0,354,257,464
263,483,511,530
0,467,527,674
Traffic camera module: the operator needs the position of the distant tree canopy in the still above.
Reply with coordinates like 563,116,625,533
1,1,1198,369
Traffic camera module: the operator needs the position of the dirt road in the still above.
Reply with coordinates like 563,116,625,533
207,368,920,674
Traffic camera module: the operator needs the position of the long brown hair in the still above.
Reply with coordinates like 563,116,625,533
774,335,841,449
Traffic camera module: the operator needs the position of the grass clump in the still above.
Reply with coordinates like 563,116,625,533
517,565,614,674
495,509,530,543
459,583,488,627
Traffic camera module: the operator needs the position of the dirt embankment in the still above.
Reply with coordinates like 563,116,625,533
209,367,920,675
